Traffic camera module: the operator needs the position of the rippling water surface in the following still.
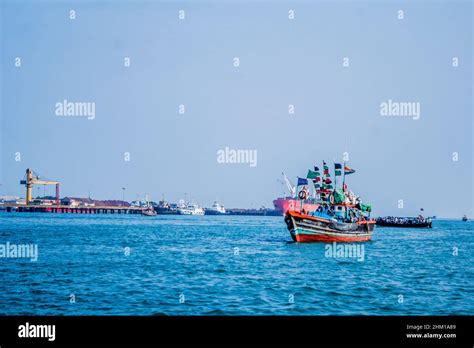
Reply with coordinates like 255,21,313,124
0,213,472,315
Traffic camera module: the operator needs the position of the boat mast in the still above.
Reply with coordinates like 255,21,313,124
342,161,346,192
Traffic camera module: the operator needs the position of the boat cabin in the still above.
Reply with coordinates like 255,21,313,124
333,205,346,219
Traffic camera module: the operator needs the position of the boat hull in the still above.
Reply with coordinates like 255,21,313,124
285,210,375,243
142,210,157,216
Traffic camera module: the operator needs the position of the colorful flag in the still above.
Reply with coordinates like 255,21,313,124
344,165,356,175
310,166,322,192
306,170,319,179
321,161,332,192
334,163,342,176
323,161,330,177
297,177,308,186
323,161,329,171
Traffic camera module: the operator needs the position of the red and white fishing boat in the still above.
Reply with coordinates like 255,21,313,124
285,210,375,242
283,161,375,243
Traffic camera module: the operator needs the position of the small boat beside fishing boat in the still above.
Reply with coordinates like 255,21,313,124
284,161,375,243
375,216,432,228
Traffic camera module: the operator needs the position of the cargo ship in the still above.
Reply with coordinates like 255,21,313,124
273,173,319,214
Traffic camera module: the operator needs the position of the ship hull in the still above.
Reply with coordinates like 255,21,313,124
155,208,177,214
285,210,375,243
178,209,205,216
273,197,319,214
204,210,228,215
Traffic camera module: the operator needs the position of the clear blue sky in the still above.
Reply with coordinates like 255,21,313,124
1,0,472,217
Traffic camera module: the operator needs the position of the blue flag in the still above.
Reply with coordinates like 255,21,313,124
297,177,308,186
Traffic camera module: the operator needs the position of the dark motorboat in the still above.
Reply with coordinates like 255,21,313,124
376,216,432,228
462,215,468,222
155,200,178,214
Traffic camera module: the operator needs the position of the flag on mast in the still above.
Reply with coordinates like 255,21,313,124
306,169,319,179
323,161,330,175
308,166,321,193
334,162,342,189
342,164,355,192
322,161,333,192
297,177,308,186
344,165,355,175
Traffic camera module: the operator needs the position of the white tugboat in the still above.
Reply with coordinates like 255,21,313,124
205,201,227,215
177,202,205,215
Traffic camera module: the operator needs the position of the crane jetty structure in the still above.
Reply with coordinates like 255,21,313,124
1,168,145,215
21,168,60,205
1,168,283,216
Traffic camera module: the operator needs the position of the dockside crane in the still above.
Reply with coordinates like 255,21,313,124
278,172,296,198
20,168,60,205
281,173,296,197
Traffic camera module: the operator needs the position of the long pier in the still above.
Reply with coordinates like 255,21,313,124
0,204,144,214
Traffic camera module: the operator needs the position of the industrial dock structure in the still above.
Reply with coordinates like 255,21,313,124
1,168,281,216
1,204,144,214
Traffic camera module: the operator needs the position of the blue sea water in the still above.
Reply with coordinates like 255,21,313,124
0,212,472,315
